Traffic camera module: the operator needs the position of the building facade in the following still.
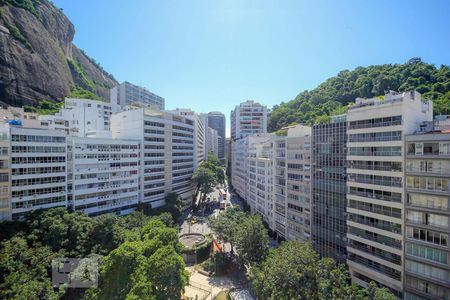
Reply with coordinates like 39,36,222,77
170,109,206,168
69,137,140,217
312,115,348,263
403,131,450,300
40,98,113,138
0,127,10,221
111,81,165,110
8,126,68,220
284,125,312,242
206,112,226,161
230,100,267,141
247,137,274,228
112,107,199,207
346,91,433,297
206,127,219,158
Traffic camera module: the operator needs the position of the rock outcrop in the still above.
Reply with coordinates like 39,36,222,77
0,0,117,107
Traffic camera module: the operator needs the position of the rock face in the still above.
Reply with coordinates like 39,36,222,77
0,0,117,107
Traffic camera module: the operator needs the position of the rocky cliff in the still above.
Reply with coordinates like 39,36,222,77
0,0,117,107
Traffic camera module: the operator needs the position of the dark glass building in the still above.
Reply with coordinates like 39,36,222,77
312,115,347,263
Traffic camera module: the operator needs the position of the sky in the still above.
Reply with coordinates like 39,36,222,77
53,0,450,137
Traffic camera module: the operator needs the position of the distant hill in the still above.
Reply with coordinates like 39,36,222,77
0,0,117,107
268,58,450,132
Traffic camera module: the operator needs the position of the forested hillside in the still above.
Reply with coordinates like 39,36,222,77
268,58,450,132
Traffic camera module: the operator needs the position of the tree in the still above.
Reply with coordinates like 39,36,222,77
268,59,450,131
27,207,94,256
250,241,396,300
192,166,217,202
0,236,62,300
164,192,184,222
204,152,225,184
91,217,188,300
235,215,269,266
207,206,246,253
367,281,397,300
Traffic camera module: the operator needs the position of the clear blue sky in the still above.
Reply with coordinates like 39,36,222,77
54,0,450,136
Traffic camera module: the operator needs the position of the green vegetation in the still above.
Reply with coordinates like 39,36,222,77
207,206,395,299
68,85,101,100
88,218,189,300
192,152,224,203
67,58,96,92
207,206,246,256
214,290,231,300
23,99,62,115
0,8,34,51
235,214,269,267
0,0,40,17
268,58,450,131
0,208,188,300
251,241,396,300
79,48,117,83
164,192,184,222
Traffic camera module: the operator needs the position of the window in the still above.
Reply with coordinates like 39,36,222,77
439,142,450,155
408,193,449,210
406,226,448,246
406,243,448,264
405,260,449,283
415,143,423,155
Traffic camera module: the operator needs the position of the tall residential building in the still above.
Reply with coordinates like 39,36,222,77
232,134,270,201
206,112,226,161
68,137,140,217
170,109,206,168
7,126,68,221
230,100,267,141
111,81,165,110
111,107,200,207
206,127,219,158
284,125,312,242
231,125,311,243
403,129,450,300
0,127,10,221
247,136,274,228
346,91,433,297
272,134,287,239
312,115,348,263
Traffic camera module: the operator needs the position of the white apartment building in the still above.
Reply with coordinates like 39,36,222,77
231,125,311,242
284,125,312,242
0,127,10,221
247,137,274,228
170,109,206,168
230,100,267,141
4,126,68,221
231,134,270,201
346,91,433,297
112,107,198,207
272,134,288,238
206,127,219,158
68,137,140,217
111,81,165,110
40,98,114,138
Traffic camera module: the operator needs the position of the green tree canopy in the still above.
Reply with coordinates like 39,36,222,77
89,217,188,300
235,214,270,267
192,166,217,202
251,241,396,300
207,206,246,253
268,58,450,131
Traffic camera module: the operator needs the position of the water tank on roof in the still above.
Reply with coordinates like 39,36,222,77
8,119,22,126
